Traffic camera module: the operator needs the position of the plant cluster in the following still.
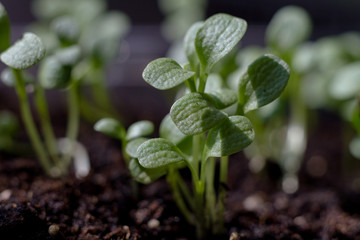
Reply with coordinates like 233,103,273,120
97,13,289,238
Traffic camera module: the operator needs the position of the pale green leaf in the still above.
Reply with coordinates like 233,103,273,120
126,137,148,158
266,6,312,53
170,92,227,135
94,118,125,140
329,63,360,100
239,54,290,113
206,116,254,157
0,3,10,52
38,56,72,89
54,45,81,66
206,89,237,109
126,120,154,141
195,13,247,73
184,21,203,69
0,33,46,70
142,58,195,90
51,16,79,44
128,158,166,184
137,138,185,168
160,114,187,145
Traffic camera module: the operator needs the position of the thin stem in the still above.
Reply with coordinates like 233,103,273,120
174,170,196,211
198,65,207,93
186,77,197,93
66,80,80,141
205,157,217,230
167,168,195,225
216,155,229,234
12,69,51,174
34,84,60,166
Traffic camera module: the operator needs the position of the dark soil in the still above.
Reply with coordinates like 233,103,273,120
0,93,360,240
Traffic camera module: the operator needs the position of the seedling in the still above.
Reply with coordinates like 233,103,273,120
124,13,289,238
0,3,88,177
31,0,130,124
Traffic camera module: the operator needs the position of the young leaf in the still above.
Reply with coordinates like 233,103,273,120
329,62,360,100
126,137,148,158
94,118,125,140
0,3,10,52
160,114,188,145
170,92,227,135
239,54,290,113
195,13,247,73
205,116,254,157
137,138,185,168
38,56,72,89
266,6,312,53
51,16,80,44
0,33,46,70
54,45,81,66
142,58,195,90
184,21,203,69
126,120,154,141
128,158,166,184
206,89,237,109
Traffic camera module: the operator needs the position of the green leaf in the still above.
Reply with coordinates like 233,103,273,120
266,6,312,53
126,120,154,141
142,58,195,90
206,89,237,109
137,138,185,168
195,13,247,73
329,63,360,100
51,16,79,44
54,45,81,66
206,116,254,157
184,21,203,69
1,68,34,87
94,118,125,140
126,137,148,158
0,33,46,70
38,56,72,89
170,92,227,135
0,3,10,52
160,114,188,145
239,54,290,113
128,158,166,184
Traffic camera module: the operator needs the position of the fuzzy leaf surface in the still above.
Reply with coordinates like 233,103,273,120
94,118,125,140
160,114,188,145
0,3,10,52
142,58,195,90
170,92,227,135
129,158,166,184
239,54,290,113
0,33,46,70
206,116,254,157
126,120,154,140
39,56,72,89
266,6,312,53
195,13,247,73
184,21,203,69
1,68,34,87
126,137,148,158
54,45,81,66
137,138,185,168
206,89,237,109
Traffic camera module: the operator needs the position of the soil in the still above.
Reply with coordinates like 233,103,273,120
0,92,360,240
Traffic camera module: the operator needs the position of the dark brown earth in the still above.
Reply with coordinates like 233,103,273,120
0,91,360,240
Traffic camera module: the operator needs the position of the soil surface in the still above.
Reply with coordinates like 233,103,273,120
0,101,360,240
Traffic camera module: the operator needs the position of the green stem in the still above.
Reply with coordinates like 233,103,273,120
66,81,80,141
205,157,217,231
174,170,196,211
167,168,195,225
34,84,60,166
198,65,207,93
12,69,50,174
216,155,228,234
